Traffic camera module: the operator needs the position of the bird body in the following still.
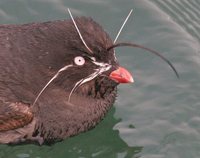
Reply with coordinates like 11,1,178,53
0,17,133,144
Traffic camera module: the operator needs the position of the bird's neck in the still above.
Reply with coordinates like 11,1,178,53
75,77,117,100
33,78,117,143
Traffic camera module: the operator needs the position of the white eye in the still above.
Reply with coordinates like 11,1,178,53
74,56,85,66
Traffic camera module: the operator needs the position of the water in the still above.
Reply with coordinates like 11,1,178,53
0,0,200,157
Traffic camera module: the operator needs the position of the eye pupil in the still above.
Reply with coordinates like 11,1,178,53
74,56,85,66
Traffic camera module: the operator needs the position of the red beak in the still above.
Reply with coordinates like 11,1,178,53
109,67,134,83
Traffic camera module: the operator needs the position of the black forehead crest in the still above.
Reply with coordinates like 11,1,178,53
66,17,114,56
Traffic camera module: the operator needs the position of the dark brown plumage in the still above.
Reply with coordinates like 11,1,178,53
0,17,133,144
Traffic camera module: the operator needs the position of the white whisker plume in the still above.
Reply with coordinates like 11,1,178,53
68,70,100,102
68,63,111,102
68,78,84,102
33,64,73,106
67,8,93,54
114,9,133,43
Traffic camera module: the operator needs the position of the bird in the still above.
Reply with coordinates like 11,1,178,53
0,9,179,145
0,14,134,145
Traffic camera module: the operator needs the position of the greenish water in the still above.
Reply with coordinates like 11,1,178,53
1,0,200,157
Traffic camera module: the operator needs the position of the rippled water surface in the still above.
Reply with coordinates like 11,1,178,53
1,0,200,158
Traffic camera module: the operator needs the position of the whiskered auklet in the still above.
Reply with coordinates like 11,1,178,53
0,10,179,144
0,15,135,144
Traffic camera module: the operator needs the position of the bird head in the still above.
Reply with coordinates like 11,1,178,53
33,14,178,105
33,17,133,105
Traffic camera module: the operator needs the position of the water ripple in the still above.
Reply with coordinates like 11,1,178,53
150,0,200,43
